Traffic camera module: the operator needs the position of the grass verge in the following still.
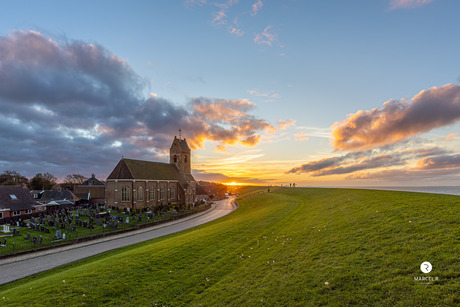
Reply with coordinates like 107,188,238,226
0,187,458,306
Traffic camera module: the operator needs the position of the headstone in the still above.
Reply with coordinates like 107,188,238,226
126,217,129,224
63,233,66,240
26,233,31,240
38,235,43,244
3,225,10,233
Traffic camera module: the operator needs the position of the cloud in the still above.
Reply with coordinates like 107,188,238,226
251,0,263,16
212,0,238,25
277,119,296,130
192,169,274,184
331,84,460,151
389,0,435,10
254,25,276,46
186,0,207,7
228,18,244,37
285,145,449,177
247,89,280,102
0,30,275,178
416,154,460,170
229,27,244,37
213,10,227,25
294,132,309,142
286,150,408,176
444,132,458,141
346,168,460,181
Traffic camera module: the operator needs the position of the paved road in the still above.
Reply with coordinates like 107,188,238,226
0,197,237,286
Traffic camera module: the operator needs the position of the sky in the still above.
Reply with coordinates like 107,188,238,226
1,0,460,187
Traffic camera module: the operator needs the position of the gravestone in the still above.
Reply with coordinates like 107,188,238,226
26,233,31,240
3,225,10,233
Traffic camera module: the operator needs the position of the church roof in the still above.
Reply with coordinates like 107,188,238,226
107,159,195,188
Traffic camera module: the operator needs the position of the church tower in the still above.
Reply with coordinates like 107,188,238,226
170,130,191,175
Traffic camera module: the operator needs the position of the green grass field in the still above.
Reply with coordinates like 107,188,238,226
0,187,459,306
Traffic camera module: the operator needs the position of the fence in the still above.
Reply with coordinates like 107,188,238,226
0,203,211,259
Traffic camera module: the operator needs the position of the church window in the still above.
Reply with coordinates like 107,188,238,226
121,186,131,202
174,155,177,163
170,186,176,199
150,187,155,200
184,155,187,163
160,186,166,200
138,186,144,201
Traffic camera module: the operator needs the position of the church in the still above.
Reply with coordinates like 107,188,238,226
105,134,197,210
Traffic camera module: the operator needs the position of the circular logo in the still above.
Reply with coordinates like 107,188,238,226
420,261,432,274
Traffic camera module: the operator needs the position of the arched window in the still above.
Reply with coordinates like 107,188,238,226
170,186,175,199
174,155,177,163
150,187,155,201
160,186,166,200
138,186,144,201
184,155,187,163
121,186,130,202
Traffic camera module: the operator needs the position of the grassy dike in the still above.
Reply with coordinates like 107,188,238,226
0,187,458,306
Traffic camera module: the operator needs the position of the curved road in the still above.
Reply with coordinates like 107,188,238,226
0,197,237,286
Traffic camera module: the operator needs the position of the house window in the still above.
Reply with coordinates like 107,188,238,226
26,209,32,214
12,211,21,216
138,186,144,201
121,186,131,202
170,186,175,199
0,212,3,218
150,187,155,201
160,186,166,200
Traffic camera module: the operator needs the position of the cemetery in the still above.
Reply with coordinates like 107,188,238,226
0,202,210,257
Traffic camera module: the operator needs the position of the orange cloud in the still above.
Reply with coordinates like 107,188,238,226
294,132,309,142
444,132,458,141
331,84,460,151
278,119,296,130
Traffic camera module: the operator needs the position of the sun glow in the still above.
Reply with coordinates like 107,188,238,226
225,182,243,186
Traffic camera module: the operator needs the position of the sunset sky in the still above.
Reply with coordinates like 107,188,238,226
1,0,460,186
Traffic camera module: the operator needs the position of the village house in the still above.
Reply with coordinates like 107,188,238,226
105,135,197,210
73,174,105,205
38,190,80,205
0,186,45,222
